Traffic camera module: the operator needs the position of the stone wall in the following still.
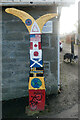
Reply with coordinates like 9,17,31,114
2,6,59,100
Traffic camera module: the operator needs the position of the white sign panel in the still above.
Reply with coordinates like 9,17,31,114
42,21,53,33
30,50,42,59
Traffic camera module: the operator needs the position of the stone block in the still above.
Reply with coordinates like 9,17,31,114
5,21,27,33
2,41,16,50
43,48,57,61
2,8,20,21
50,35,58,47
53,20,59,35
2,87,10,93
16,56,30,63
44,70,50,78
45,72,58,95
42,34,50,47
15,51,29,57
50,61,58,77
44,61,50,70
2,63,21,71
2,71,12,79
2,24,6,34
2,58,16,63
17,42,30,51
3,32,23,41
24,33,30,41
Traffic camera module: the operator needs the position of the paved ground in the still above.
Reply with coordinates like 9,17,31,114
38,42,78,118
39,42,78,118
2,41,78,119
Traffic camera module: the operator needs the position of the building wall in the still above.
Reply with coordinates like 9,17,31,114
2,6,59,100
0,7,2,103
0,0,75,6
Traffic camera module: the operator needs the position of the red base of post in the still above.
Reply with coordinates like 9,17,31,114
29,89,45,111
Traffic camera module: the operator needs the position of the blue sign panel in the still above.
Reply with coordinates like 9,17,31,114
30,58,43,68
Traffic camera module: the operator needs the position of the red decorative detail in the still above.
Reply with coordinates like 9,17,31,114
38,42,41,49
34,44,37,47
29,89,45,111
32,25,39,32
34,51,39,56
30,42,33,50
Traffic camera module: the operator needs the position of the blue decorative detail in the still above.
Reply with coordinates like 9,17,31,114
30,34,35,38
31,78,42,88
25,19,32,26
30,59,43,68
30,71,43,73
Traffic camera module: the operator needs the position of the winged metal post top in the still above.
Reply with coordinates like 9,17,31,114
5,8,58,34
5,7,58,111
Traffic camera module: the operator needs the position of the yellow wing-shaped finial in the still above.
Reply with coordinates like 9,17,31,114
36,13,58,32
5,8,35,33
5,8,58,33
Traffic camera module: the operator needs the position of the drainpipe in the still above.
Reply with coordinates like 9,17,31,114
57,6,62,91
71,34,75,55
